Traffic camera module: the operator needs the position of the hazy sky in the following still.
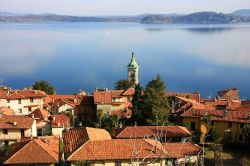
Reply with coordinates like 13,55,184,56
1,0,250,16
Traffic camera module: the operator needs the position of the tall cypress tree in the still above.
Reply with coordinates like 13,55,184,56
131,83,144,125
143,74,170,125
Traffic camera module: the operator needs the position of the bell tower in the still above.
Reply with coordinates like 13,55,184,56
127,52,139,85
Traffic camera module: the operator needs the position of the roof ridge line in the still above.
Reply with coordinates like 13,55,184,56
67,139,91,160
4,140,32,164
33,139,58,162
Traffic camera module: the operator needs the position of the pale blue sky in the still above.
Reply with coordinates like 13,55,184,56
1,0,250,16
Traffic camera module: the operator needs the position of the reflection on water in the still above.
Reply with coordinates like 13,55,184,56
0,23,250,98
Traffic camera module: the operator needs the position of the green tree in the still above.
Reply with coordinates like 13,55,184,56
102,114,119,135
97,109,104,128
114,79,134,90
131,83,144,125
143,74,170,125
32,81,55,94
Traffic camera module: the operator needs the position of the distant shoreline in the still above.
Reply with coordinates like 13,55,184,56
1,11,250,24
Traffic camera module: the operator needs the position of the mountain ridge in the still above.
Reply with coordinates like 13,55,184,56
0,9,250,24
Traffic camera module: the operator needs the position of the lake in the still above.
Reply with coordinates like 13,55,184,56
0,22,250,98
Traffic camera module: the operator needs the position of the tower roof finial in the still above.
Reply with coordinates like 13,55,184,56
132,52,135,58
128,52,138,68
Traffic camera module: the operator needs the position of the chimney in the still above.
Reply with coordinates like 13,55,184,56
13,121,17,126
58,123,60,126
7,91,9,96
32,114,35,118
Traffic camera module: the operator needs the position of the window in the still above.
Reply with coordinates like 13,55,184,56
3,129,8,134
115,161,121,166
228,122,233,128
21,129,25,137
211,121,215,126
191,122,196,131
28,107,32,112
7,99,10,103
240,123,244,129
18,99,22,104
4,141,9,146
19,109,22,114
37,129,42,136
239,135,243,141
30,97,34,103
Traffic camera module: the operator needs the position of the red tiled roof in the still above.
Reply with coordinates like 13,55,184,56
235,105,250,112
67,139,168,161
163,142,201,158
115,126,191,139
63,127,111,154
0,107,14,115
181,109,250,123
45,94,83,108
0,115,34,129
28,108,51,120
122,88,135,96
165,92,200,101
217,87,239,100
0,89,46,100
93,90,124,104
50,114,70,128
4,136,59,164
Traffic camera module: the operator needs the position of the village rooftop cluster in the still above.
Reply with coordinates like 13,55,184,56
0,54,249,165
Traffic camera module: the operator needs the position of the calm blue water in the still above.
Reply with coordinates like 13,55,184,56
0,22,250,98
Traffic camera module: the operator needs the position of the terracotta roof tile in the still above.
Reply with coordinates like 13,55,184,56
0,107,14,115
0,89,46,100
50,114,70,128
67,139,168,161
28,108,50,120
115,126,191,139
122,88,135,96
93,90,124,104
0,115,34,129
4,136,59,164
163,142,201,158
181,109,250,123
63,127,111,154
165,92,200,101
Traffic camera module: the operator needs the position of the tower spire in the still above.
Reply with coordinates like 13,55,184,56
127,52,139,85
